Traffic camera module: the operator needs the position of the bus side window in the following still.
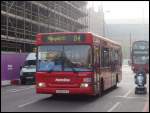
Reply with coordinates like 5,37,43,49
94,46,100,66
101,47,110,67
119,48,122,66
99,47,101,67
114,50,119,65
110,48,115,65
114,49,122,66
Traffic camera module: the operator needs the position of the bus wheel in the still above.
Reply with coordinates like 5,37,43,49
114,75,118,88
100,79,104,96
97,82,101,97
93,83,100,97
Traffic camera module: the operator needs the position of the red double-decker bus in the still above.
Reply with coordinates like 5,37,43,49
35,32,122,96
131,41,149,73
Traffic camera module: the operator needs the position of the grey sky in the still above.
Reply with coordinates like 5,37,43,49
87,1,149,24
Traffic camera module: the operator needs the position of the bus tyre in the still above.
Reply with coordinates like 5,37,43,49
144,88,147,94
100,80,104,97
114,75,118,89
135,88,137,94
97,82,101,97
93,84,100,97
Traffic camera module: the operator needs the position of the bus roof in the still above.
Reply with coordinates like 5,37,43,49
37,32,90,35
133,40,149,42
92,33,121,47
36,32,121,47
133,40,149,44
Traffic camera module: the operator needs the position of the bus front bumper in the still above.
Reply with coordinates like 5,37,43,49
36,87,94,95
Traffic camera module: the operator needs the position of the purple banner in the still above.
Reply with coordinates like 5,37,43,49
1,52,28,81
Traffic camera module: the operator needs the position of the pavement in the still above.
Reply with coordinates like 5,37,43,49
1,65,149,112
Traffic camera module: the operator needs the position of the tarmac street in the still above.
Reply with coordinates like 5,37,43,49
1,65,149,112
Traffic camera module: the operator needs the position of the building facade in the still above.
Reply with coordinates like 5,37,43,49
87,7,105,36
1,1,88,52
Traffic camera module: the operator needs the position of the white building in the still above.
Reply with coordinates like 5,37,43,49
87,7,105,36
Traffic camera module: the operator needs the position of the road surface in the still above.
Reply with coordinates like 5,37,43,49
1,65,149,112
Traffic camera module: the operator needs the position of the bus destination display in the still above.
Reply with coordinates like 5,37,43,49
42,34,85,43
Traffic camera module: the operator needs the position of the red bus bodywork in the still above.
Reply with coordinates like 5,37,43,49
131,64,149,73
35,32,122,96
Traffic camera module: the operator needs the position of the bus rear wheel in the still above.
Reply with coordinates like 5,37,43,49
99,79,104,97
113,75,118,89
92,83,101,97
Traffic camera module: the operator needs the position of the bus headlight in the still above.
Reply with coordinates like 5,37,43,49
38,82,46,87
80,83,89,88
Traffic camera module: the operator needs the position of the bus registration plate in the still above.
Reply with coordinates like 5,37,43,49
56,90,69,94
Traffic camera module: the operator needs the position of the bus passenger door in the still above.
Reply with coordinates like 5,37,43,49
93,46,100,94
110,48,117,86
101,47,111,90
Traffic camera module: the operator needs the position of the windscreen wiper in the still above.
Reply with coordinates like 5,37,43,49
68,63,78,73
61,54,78,73
48,67,54,73
63,61,78,73
71,66,78,73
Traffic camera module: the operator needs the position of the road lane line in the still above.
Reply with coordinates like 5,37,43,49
7,85,34,91
107,102,121,112
18,100,38,108
7,86,34,93
142,101,149,112
123,89,132,97
7,89,18,92
115,96,148,100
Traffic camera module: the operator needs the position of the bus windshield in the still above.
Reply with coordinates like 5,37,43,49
133,56,149,64
133,41,149,50
37,45,92,72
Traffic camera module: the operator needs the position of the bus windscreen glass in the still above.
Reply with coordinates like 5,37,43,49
133,56,149,64
37,45,92,72
133,41,149,50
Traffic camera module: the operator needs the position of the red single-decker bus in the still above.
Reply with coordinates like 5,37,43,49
35,32,122,96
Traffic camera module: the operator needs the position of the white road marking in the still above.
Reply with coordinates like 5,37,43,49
18,100,38,108
7,86,35,93
115,96,149,100
122,89,132,97
7,89,18,92
18,95,52,108
107,102,121,112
